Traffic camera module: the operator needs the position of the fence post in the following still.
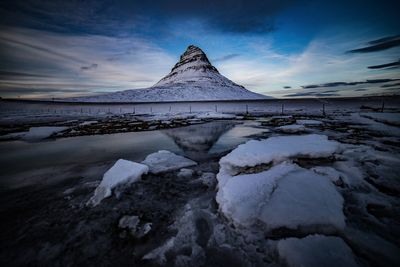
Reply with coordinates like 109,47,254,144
150,107,152,113
133,107,135,114
381,101,385,112
215,105,217,112
281,103,284,115
322,103,326,116
169,106,171,112
246,104,248,114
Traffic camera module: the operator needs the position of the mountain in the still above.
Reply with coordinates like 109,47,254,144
68,45,269,102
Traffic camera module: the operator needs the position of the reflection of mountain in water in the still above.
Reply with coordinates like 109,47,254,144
163,121,235,161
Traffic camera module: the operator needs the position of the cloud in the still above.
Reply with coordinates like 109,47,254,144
283,92,340,97
283,86,291,89
213,54,240,62
300,78,400,89
368,59,400,69
0,27,176,98
347,35,400,53
381,82,400,88
81,63,98,71
0,70,51,78
0,0,297,35
384,87,400,91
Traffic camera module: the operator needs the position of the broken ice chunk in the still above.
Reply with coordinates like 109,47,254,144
219,134,340,176
87,159,149,206
142,150,197,174
217,163,346,232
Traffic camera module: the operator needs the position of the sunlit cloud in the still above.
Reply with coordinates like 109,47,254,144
0,27,176,98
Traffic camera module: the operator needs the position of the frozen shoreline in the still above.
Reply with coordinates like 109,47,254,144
1,104,400,266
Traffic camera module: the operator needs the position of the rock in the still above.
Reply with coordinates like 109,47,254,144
119,215,140,230
118,215,152,239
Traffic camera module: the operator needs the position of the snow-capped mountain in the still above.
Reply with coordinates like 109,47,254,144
69,45,269,102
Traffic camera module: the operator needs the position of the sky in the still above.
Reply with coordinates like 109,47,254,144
0,0,399,99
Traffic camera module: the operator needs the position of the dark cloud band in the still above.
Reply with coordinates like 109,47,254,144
347,35,400,53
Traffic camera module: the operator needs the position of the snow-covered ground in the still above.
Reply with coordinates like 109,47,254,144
1,99,400,266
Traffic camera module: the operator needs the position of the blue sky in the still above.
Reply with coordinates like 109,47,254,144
0,0,399,99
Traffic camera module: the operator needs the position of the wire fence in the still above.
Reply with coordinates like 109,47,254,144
0,98,397,119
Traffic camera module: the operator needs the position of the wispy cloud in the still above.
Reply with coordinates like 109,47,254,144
368,59,400,69
347,34,400,53
81,64,98,71
213,54,240,62
0,27,176,98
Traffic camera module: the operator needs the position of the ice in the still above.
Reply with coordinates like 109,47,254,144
177,168,194,178
216,163,345,231
296,119,323,125
195,112,236,119
0,131,28,141
276,124,306,133
277,235,359,267
143,237,176,265
259,165,345,231
311,166,344,185
216,162,296,226
344,228,400,266
22,126,68,141
141,150,197,174
87,159,149,206
341,113,400,137
219,134,340,176
199,172,216,188
79,120,98,126
360,112,400,126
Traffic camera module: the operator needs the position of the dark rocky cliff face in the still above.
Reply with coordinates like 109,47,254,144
170,45,219,73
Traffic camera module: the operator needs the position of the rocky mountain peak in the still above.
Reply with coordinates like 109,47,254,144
154,45,220,86
171,45,216,72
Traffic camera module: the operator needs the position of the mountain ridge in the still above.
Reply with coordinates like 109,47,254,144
68,45,270,102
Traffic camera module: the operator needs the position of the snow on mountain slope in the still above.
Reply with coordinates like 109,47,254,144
68,45,269,102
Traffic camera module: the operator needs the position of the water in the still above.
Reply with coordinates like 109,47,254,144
0,120,270,266
0,120,265,190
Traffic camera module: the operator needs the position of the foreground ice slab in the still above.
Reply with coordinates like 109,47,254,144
142,150,197,174
22,126,68,141
277,235,359,267
87,159,149,206
216,163,345,231
219,134,340,176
